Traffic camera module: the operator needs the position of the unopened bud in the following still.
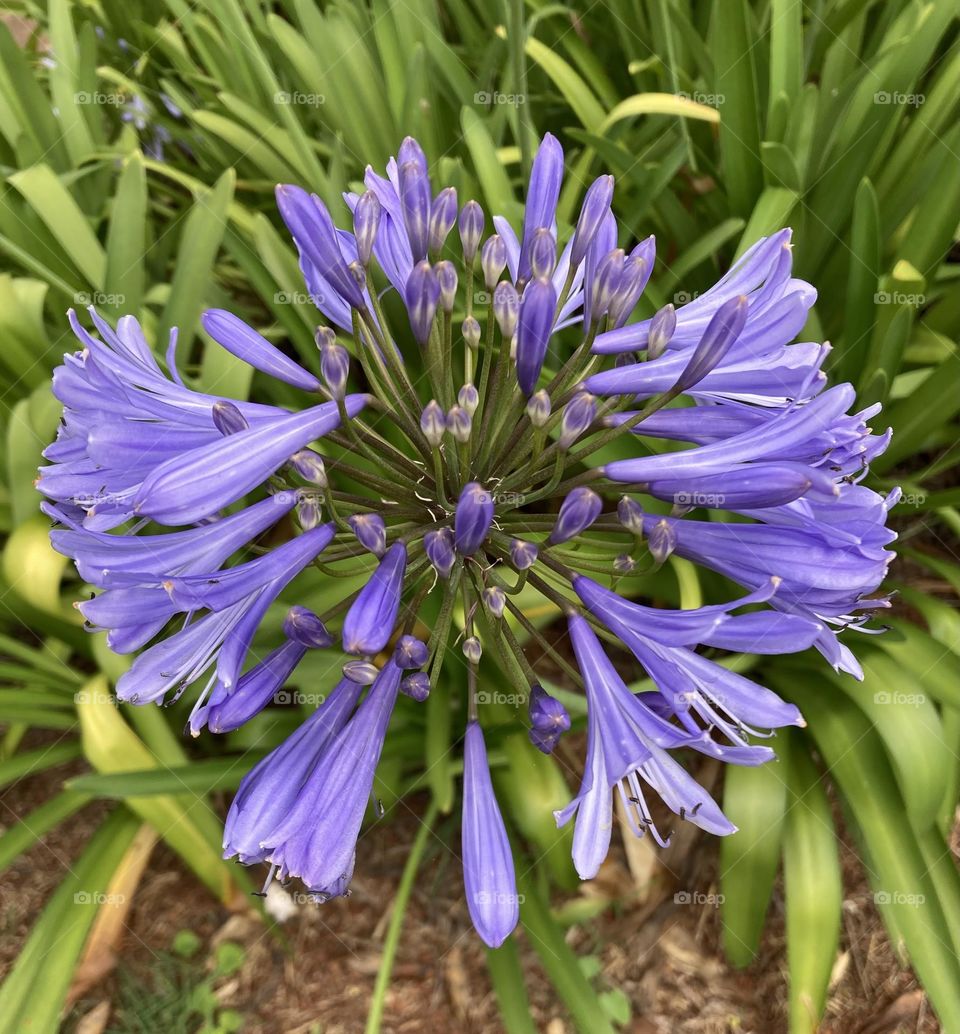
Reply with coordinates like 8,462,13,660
463,636,482,663
343,660,380,684
462,315,481,350
526,389,551,428
429,187,458,254
212,400,248,437
482,586,506,618
436,260,458,312
289,449,327,486
458,383,479,414
458,200,484,265
401,671,431,702
348,512,387,557
446,404,472,443
647,304,676,359
420,400,445,447
481,234,507,289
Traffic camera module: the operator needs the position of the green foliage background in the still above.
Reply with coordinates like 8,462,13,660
0,1,958,1031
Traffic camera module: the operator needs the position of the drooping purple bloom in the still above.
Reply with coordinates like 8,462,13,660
260,660,402,893
201,310,321,392
462,721,519,947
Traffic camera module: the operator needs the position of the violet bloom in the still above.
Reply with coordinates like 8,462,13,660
40,132,894,945
462,721,519,947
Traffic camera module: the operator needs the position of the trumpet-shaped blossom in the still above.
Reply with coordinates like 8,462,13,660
40,132,894,945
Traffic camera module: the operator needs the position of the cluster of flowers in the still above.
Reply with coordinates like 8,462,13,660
40,134,895,946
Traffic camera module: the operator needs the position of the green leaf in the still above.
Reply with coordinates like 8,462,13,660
516,870,616,1034
158,168,235,359
486,938,537,1034
720,748,789,966
104,151,147,318
782,735,841,1034
8,164,106,289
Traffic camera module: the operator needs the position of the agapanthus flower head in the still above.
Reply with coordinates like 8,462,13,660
40,132,895,946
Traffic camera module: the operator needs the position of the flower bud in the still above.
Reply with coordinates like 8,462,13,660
570,175,614,267
648,518,677,564
674,295,747,392
493,281,519,339
463,636,482,663
589,248,624,324
354,190,381,266
528,683,571,736
420,399,445,447
289,449,327,486
399,160,430,262
212,400,248,437
319,339,349,399
509,538,539,570
424,527,456,578
617,496,644,535
608,255,651,329
401,671,431,702
429,186,458,254
394,634,429,669
481,234,506,289
482,586,506,618
549,487,602,544
613,554,636,575
458,383,479,415
343,660,380,685
296,492,321,529
436,260,458,312
446,405,472,443
283,605,334,648
526,389,551,428
458,200,484,264
529,227,556,279
405,261,440,345
462,315,481,350
559,392,596,449
648,303,677,359
454,482,494,555
516,277,556,396
348,512,387,557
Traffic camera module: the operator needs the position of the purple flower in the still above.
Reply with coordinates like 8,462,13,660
515,276,557,395
454,482,494,555
42,134,895,943
462,721,519,946
260,660,402,893
342,542,407,655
